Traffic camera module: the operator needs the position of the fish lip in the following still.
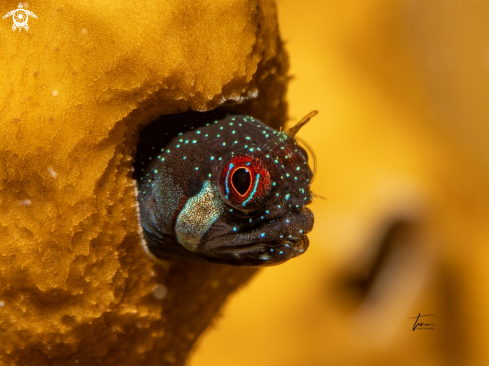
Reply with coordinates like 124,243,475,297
199,207,313,265
202,207,314,249
213,235,308,253
203,234,310,266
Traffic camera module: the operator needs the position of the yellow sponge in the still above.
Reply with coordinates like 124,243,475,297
0,0,288,364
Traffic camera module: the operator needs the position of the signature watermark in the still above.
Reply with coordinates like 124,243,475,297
3,3,37,32
409,313,435,331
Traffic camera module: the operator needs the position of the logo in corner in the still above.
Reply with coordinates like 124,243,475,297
3,3,37,32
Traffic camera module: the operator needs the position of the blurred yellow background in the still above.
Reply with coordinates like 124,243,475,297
189,0,489,365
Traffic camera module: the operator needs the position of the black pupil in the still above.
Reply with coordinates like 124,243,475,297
232,168,251,196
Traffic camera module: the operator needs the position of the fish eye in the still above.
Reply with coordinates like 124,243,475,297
231,167,252,196
219,154,273,211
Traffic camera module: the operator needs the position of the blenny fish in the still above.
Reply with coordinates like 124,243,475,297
134,110,317,266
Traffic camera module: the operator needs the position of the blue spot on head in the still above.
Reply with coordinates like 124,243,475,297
260,233,265,238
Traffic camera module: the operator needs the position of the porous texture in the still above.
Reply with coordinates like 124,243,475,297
0,0,289,364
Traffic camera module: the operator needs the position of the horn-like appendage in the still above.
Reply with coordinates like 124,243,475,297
263,110,318,153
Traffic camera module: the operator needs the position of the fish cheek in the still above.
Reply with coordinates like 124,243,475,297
175,180,225,251
152,166,184,230
137,164,188,258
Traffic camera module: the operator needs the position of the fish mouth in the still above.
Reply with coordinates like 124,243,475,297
201,208,314,266
210,235,309,266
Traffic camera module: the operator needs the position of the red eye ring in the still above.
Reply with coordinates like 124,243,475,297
219,154,272,211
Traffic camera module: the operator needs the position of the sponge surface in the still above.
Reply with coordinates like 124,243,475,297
0,0,288,364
